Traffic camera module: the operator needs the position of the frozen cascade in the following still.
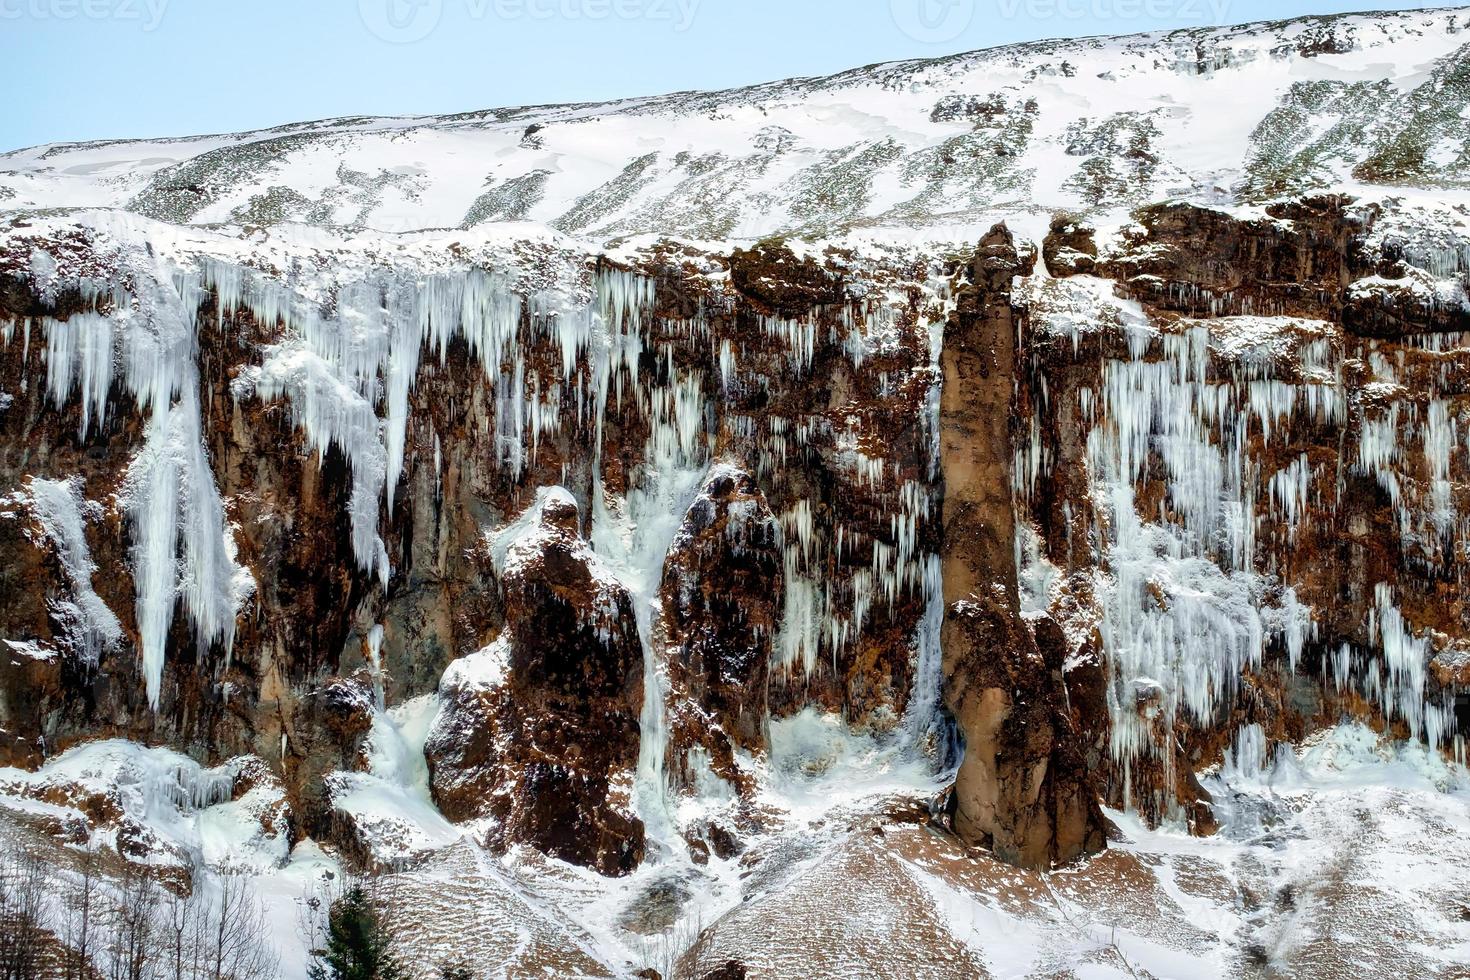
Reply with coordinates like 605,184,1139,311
590,342,711,852
775,499,822,676
25,225,951,869
763,272,951,762
331,690,458,865
1219,723,1270,781
20,476,124,664
774,456,940,681
53,255,255,711
241,342,392,581
1082,320,1325,811
366,624,386,711
21,247,348,708
904,553,947,747
43,312,115,439
1425,398,1459,539
1018,287,1469,812
0,740,276,870
221,264,524,582
125,382,254,709
347,624,447,853
1353,337,1470,566
209,258,657,596
604,453,709,854
900,273,952,752
1369,585,1455,748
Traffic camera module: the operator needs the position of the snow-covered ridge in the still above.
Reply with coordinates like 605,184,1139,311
3,7,1469,242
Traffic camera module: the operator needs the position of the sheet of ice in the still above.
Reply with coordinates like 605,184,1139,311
19,476,123,665
328,695,461,867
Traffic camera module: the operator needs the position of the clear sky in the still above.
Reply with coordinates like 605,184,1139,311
0,0,1450,152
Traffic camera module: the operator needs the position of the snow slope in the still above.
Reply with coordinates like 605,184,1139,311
1,724,1465,978
4,8,1470,242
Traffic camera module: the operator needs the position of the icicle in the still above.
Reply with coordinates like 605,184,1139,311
44,313,116,439
240,342,391,582
1087,315,1322,812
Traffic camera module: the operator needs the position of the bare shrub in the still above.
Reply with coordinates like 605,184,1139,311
60,849,104,980
0,845,55,980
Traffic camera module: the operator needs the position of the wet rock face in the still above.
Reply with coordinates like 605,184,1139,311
502,491,643,702
663,467,781,754
0,227,951,877
0,505,74,767
1016,193,1470,827
426,491,645,876
286,675,375,824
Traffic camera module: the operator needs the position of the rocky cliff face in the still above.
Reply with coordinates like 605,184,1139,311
0,217,958,877
3,184,1466,883
0,10,1468,974
1024,196,1470,827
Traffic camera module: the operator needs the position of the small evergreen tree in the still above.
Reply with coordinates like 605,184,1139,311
437,964,473,980
307,886,403,980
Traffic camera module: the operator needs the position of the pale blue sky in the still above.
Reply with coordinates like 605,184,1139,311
0,0,1449,152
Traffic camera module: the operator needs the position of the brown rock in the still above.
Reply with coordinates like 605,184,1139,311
1041,215,1097,277
939,224,1106,870
426,490,646,876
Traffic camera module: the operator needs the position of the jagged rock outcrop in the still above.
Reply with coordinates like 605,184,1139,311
426,489,645,876
940,224,1107,869
1041,216,1097,278
1098,196,1361,319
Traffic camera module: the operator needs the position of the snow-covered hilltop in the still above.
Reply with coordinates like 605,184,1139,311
5,6,1470,242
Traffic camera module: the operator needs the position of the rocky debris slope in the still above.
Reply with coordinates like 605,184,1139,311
669,725,1470,979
